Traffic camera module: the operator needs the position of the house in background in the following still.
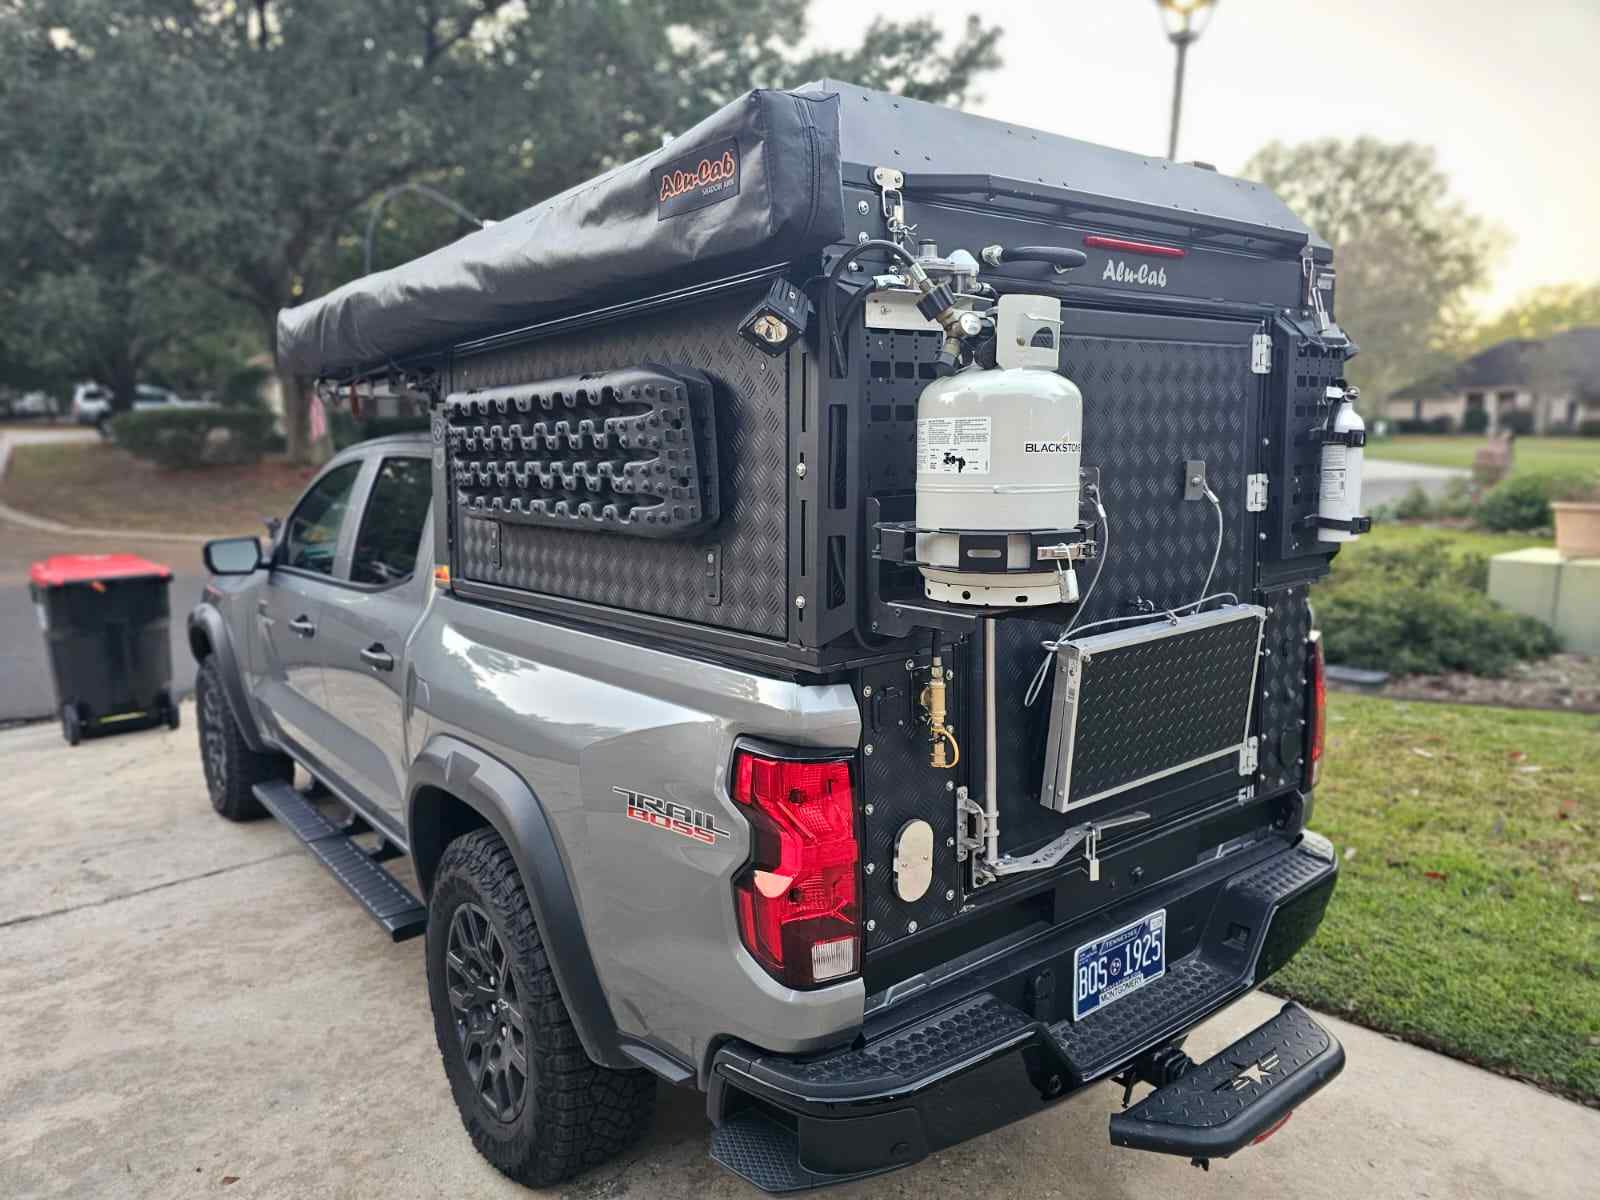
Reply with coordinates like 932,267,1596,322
1386,327,1600,434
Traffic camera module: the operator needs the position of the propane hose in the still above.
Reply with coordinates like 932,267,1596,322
824,238,921,376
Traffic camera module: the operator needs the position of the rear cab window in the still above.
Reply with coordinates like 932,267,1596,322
349,457,432,587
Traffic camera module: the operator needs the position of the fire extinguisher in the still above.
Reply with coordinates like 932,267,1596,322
1316,382,1371,543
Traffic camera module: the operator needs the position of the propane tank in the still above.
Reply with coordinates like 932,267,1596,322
1317,384,1366,542
916,295,1083,606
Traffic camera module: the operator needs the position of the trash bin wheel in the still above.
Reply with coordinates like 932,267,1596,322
61,704,83,747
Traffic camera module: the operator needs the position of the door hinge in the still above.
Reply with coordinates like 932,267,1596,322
1251,333,1272,374
1238,736,1259,776
1246,473,1269,512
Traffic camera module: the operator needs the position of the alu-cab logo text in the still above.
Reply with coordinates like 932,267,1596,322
1102,259,1168,288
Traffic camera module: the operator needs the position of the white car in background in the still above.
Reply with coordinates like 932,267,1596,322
6,390,59,418
73,382,194,425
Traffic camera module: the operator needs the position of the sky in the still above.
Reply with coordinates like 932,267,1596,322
803,0,1600,315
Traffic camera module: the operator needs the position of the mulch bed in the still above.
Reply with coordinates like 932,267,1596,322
1348,653,1600,714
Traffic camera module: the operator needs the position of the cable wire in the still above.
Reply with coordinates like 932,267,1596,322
1024,485,1108,707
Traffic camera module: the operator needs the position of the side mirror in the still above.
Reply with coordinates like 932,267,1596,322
203,536,263,576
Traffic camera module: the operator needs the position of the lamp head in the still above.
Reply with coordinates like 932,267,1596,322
1156,0,1217,42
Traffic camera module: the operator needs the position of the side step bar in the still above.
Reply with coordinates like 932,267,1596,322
253,781,428,942
1110,1001,1344,1161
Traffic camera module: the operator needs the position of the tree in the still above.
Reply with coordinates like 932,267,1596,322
1465,281,1600,353
14,2,1000,460
1243,138,1504,409
0,9,241,410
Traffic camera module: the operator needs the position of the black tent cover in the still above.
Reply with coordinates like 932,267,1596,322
276,87,844,378
278,80,1321,380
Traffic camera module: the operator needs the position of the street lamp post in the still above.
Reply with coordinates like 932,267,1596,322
1155,0,1218,161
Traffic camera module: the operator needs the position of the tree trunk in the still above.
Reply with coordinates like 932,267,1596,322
263,308,312,463
106,358,140,415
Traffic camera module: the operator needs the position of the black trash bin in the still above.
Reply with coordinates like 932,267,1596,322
28,554,179,745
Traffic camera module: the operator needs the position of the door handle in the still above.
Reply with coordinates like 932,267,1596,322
288,615,317,638
360,644,396,672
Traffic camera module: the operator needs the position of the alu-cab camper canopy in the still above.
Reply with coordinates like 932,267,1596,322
275,81,1321,379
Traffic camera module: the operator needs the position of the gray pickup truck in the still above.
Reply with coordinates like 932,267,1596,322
190,81,1355,1192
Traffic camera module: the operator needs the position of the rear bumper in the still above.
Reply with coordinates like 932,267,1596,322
709,833,1339,1191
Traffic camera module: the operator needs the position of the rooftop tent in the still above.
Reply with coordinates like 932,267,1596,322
276,87,846,378
277,79,1322,380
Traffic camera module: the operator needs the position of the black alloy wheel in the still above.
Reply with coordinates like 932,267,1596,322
445,901,529,1123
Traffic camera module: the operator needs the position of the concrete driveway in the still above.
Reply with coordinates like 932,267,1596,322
1,712,1596,1200
1362,456,1469,509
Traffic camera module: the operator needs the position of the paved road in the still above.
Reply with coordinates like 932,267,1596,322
0,522,207,723
0,713,1595,1199
1,427,208,723
1362,456,1469,510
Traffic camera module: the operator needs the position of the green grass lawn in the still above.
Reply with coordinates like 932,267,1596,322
1270,692,1600,1102
1367,434,1600,477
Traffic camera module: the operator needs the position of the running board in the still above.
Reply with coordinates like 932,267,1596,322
253,781,427,942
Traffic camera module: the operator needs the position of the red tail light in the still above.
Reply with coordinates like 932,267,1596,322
1306,631,1327,789
1082,234,1186,259
731,748,859,988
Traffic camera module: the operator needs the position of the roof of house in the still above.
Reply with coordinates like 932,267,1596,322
1395,326,1600,400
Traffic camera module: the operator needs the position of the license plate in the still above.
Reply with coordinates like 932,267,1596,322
1071,908,1166,1021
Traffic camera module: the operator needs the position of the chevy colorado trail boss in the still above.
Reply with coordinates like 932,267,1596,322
190,81,1361,1191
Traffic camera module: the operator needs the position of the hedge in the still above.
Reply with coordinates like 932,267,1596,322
110,407,276,468
1320,539,1557,676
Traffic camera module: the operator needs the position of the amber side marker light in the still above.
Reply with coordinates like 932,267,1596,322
433,565,451,589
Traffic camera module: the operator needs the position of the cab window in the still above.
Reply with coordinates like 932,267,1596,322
350,457,431,586
283,462,361,576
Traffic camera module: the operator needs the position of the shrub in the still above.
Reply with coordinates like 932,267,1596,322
1391,484,1435,520
1476,471,1596,531
1321,538,1557,676
110,407,275,468
1461,407,1489,434
1435,476,1478,519
1477,474,1553,531
1500,409,1535,435
1578,417,1600,438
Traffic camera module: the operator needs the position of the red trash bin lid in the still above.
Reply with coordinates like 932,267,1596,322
29,553,173,588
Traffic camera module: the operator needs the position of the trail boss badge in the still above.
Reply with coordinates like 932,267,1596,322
616,786,732,846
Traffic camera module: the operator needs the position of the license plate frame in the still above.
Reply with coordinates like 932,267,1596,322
1071,908,1167,1022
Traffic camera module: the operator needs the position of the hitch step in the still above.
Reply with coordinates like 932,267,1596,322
253,782,427,942
1109,1001,1344,1160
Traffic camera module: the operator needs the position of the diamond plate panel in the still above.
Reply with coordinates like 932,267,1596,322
859,660,960,952
449,287,788,638
1256,586,1313,792
1060,613,1260,805
990,323,1261,845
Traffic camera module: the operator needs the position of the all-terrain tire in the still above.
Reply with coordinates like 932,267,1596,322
427,828,655,1187
195,656,291,821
